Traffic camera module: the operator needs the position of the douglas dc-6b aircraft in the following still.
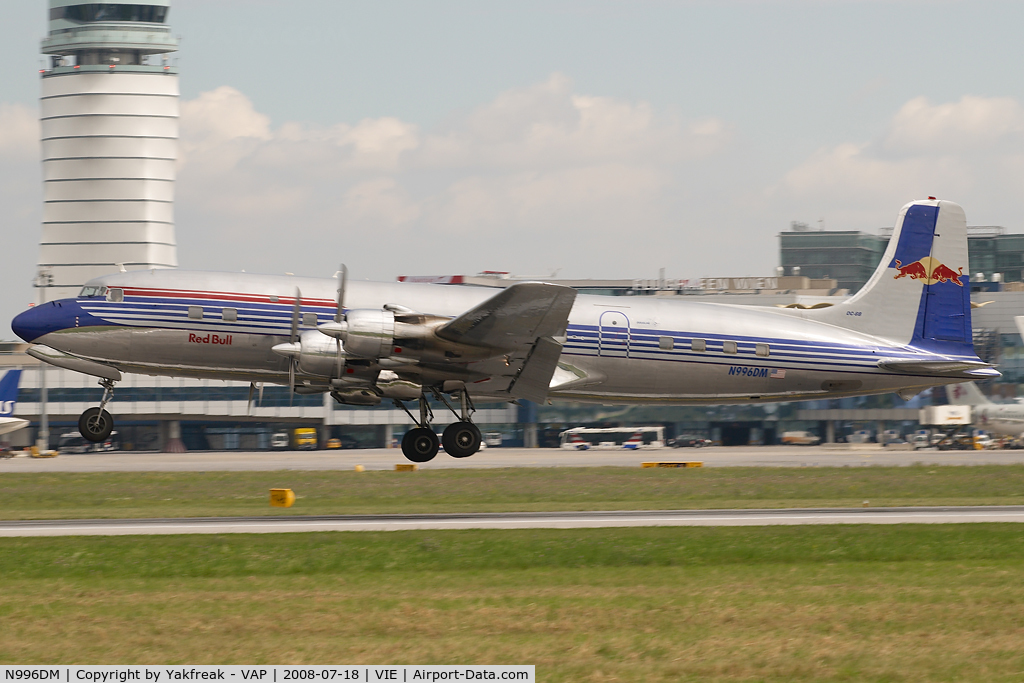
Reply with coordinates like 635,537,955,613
12,198,998,462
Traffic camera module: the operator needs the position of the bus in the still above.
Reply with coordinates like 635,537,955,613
559,426,665,450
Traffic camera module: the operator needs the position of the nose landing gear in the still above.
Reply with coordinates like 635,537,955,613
79,378,116,443
395,387,482,463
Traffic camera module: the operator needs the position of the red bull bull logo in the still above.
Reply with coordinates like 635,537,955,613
893,256,964,286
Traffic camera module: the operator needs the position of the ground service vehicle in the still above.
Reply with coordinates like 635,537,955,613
560,426,665,449
294,428,317,450
782,431,821,446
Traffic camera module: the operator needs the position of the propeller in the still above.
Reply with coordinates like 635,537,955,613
288,288,301,405
334,265,347,376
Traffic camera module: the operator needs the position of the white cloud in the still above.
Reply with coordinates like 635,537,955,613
174,75,732,275
883,95,1024,155
773,95,1024,225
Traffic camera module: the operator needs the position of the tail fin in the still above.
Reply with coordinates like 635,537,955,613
946,382,991,406
0,369,22,416
818,199,973,354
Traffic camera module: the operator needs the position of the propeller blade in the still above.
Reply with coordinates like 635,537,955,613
288,362,295,407
334,266,347,376
289,287,301,405
257,382,264,408
335,264,347,323
290,287,302,343
247,382,255,415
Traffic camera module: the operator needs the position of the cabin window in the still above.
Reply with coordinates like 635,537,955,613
188,306,203,320
222,308,237,322
269,295,279,303
756,343,770,357
691,338,706,352
659,336,674,350
107,288,123,303
723,340,738,354
303,312,318,327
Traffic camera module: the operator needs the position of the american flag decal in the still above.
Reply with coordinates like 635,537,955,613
770,369,786,379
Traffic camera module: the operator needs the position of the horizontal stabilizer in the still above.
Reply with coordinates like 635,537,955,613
878,359,999,378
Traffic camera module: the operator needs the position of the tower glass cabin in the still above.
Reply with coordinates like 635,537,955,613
37,0,178,301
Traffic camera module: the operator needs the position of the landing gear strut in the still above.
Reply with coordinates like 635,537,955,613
395,387,482,463
79,378,116,443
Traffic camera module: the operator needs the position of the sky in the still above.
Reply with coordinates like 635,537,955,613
4,0,1024,336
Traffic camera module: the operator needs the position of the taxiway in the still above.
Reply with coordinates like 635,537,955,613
5,445,1024,472
2,506,1023,536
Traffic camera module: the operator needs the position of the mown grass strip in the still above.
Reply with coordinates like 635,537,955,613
2,523,1024,578
3,464,1024,519
3,525,1024,680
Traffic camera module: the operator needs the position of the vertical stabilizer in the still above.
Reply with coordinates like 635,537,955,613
946,382,992,406
816,199,973,354
0,369,22,414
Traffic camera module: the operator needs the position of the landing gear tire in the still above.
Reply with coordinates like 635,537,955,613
402,427,439,463
442,421,482,458
79,407,114,443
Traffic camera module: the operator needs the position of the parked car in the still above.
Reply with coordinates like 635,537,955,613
270,432,290,449
58,430,119,453
781,431,821,446
326,434,359,449
669,435,711,448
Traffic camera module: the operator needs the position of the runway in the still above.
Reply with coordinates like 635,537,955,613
3,506,1024,536
6,445,1024,472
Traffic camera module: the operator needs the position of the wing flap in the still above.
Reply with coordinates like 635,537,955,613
508,337,564,403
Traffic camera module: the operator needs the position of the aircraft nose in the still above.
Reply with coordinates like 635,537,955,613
12,300,76,343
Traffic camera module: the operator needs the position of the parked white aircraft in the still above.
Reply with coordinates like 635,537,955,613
0,369,28,436
946,382,1024,439
12,198,997,461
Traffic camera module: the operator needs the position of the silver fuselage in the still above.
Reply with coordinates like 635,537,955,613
12,269,984,405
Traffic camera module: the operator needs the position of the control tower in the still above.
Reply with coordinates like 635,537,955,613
36,1,179,301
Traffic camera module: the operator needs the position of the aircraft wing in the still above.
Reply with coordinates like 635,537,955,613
0,418,29,436
436,282,577,351
435,283,577,403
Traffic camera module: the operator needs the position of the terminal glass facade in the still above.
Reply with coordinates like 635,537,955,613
780,228,1024,294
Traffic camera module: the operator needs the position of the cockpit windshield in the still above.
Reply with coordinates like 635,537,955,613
79,286,107,298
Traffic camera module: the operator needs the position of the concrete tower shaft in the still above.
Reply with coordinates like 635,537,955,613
37,0,179,301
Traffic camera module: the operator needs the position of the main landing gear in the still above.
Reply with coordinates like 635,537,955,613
395,388,482,463
79,378,116,443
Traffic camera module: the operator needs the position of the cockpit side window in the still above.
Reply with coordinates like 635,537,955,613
107,288,124,303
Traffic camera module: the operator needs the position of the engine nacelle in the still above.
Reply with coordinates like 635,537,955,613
344,309,395,358
296,330,345,377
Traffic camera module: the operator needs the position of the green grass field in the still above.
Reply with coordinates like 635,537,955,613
3,525,1024,681
3,464,1024,519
